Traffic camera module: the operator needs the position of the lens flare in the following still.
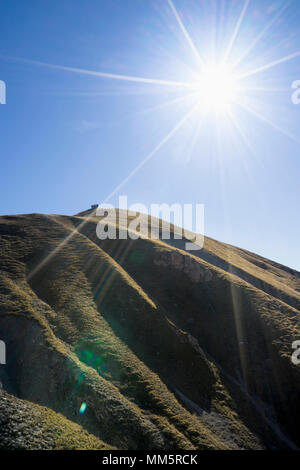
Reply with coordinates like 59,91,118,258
79,402,87,414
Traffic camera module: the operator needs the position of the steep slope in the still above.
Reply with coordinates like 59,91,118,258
0,390,114,450
0,211,299,450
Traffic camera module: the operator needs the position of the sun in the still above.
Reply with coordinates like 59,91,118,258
194,64,237,114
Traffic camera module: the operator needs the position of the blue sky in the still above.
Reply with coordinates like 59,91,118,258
0,0,300,270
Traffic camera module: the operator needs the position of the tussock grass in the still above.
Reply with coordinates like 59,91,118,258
0,212,299,449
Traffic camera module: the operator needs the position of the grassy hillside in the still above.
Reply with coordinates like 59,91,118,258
0,210,299,449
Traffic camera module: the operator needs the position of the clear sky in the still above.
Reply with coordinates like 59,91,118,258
0,0,299,270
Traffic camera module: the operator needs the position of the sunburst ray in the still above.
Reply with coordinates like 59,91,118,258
167,0,205,68
232,2,290,70
1,55,191,88
236,50,300,81
27,103,200,280
237,101,300,144
222,0,251,65
102,102,201,204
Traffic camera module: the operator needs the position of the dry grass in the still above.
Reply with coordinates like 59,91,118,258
0,211,299,449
